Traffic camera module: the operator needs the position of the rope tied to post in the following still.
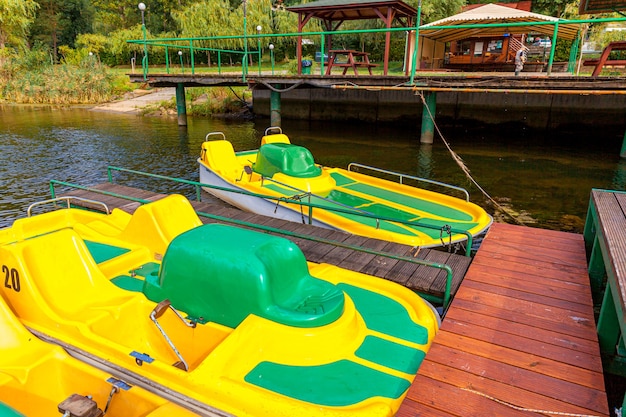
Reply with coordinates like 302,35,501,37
415,90,527,226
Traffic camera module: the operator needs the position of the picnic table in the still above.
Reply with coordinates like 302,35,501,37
325,50,377,76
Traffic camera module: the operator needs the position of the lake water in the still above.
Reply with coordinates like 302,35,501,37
1,104,625,232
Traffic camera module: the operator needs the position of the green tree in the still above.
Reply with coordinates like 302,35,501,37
0,0,39,51
30,0,94,62
531,0,576,17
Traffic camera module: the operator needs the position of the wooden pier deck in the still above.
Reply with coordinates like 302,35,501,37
398,222,609,417
61,183,472,305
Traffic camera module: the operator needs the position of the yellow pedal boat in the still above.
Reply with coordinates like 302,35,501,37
0,284,199,417
0,194,439,417
198,128,492,249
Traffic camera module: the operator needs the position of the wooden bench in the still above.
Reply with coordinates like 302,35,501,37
584,189,626,409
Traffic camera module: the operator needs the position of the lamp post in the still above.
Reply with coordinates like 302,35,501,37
242,0,248,81
138,2,148,80
178,50,184,74
257,25,262,75
269,44,275,75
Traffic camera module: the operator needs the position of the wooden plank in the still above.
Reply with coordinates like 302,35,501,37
400,223,609,416
404,374,531,417
415,345,607,416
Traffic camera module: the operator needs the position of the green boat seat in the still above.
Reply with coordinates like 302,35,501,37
143,224,344,328
254,143,321,179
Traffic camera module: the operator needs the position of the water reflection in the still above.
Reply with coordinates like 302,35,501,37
0,104,624,232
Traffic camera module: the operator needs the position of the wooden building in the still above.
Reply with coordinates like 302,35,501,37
419,2,579,72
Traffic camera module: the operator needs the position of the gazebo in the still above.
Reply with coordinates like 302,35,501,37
420,4,579,44
286,0,417,75
418,4,580,72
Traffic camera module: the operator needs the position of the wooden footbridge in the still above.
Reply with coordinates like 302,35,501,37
55,180,610,416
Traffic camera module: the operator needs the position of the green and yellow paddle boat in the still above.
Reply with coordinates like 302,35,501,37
199,127,492,249
0,194,439,417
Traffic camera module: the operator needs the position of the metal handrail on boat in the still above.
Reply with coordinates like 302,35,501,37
100,166,474,256
347,162,470,202
48,179,457,309
259,174,381,230
27,196,110,217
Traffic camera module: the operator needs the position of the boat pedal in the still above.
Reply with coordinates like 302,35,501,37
106,377,132,391
130,351,154,366
173,360,187,370
57,394,103,417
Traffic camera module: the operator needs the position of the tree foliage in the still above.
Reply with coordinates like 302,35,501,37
0,0,39,50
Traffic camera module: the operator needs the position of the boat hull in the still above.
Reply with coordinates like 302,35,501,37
199,161,334,229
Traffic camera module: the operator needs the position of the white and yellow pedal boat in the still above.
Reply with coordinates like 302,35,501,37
198,128,492,249
0,195,439,417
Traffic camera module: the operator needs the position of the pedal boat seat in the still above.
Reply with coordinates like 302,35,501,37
143,224,345,328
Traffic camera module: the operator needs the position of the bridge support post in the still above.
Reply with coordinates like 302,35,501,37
420,91,436,144
270,86,281,127
175,83,187,126
621,130,626,159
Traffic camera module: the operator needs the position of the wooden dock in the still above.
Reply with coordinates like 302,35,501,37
398,222,609,417
61,183,472,306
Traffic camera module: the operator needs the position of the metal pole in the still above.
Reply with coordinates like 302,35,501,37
270,87,281,127
547,23,559,76
257,25,262,75
175,83,187,127
242,0,248,82
409,0,422,84
621,130,626,159
420,91,436,144
269,44,275,75
178,50,184,74
138,2,148,80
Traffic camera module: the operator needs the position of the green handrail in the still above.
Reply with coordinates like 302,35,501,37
48,178,455,310
105,165,475,256
127,15,626,79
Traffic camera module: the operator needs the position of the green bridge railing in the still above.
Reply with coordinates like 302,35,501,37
127,16,626,81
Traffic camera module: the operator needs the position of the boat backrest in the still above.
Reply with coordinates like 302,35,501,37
201,140,242,180
119,195,202,257
261,133,291,146
7,228,133,318
254,143,321,179
144,224,344,328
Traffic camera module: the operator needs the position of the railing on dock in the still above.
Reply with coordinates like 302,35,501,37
100,166,475,255
48,174,458,309
584,188,626,410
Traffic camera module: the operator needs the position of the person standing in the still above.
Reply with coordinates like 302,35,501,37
515,48,527,76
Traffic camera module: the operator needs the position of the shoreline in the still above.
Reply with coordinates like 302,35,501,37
90,87,175,114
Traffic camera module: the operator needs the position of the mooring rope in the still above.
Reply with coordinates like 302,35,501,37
416,90,527,226
462,387,601,417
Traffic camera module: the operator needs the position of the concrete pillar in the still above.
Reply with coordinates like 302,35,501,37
175,83,187,127
270,87,281,127
420,91,436,144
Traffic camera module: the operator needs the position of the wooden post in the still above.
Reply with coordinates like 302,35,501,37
420,91,436,144
175,83,187,127
270,87,281,127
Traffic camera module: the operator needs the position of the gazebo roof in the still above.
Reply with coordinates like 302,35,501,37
286,0,417,21
420,3,580,42
579,0,626,14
